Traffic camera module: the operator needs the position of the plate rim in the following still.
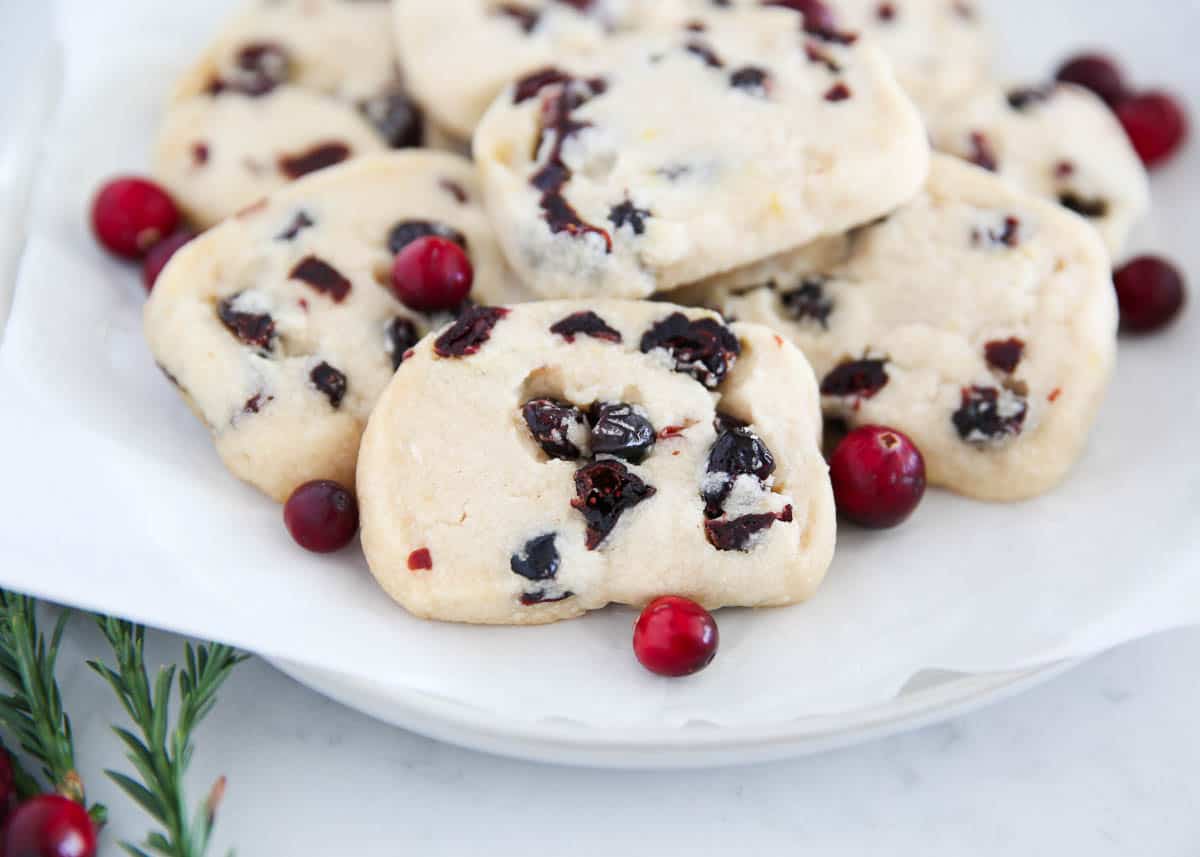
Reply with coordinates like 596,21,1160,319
272,657,1082,769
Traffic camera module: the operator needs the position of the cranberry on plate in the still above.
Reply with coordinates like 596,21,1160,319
1113,256,1187,333
1116,90,1189,168
141,229,196,291
1055,53,1128,106
390,236,474,312
829,426,926,529
91,177,180,259
284,480,360,553
3,794,97,857
633,596,719,678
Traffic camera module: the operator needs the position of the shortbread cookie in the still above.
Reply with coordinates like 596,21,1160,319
688,155,1117,501
156,89,389,228
145,152,526,502
473,7,929,299
357,300,836,625
931,82,1150,257
797,0,994,122
393,0,663,141
157,0,428,226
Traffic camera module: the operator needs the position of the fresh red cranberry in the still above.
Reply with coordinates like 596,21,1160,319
1116,91,1189,168
284,480,359,553
3,795,97,857
390,236,473,312
91,177,180,259
830,426,926,529
633,596,719,678
1055,53,1127,105
1113,256,1187,333
141,230,195,292
0,746,14,819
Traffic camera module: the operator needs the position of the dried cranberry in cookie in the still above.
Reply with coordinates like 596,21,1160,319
523,399,590,460
688,155,1117,502
929,82,1149,256
474,5,928,299
155,0,434,227
145,152,526,502
356,300,835,625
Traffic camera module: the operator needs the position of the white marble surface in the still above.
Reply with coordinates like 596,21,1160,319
49,623,1197,855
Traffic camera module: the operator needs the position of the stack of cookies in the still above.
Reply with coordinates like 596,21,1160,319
143,0,1147,626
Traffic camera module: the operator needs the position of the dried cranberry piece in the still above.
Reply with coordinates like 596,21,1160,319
218,295,275,350
984,338,1025,373
496,3,540,32
780,279,833,327
511,534,572,605
825,82,852,102
764,0,853,42
550,311,622,343
989,216,1021,247
685,41,724,68
510,533,561,581
385,317,421,369
310,362,347,408
276,210,315,242
639,313,741,388
523,399,589,460
434,306,508,358
590,403,656,464
820,359,888,398
952,386,1027,443
210,42,291,96
278,142,352,179
702,419,776,518
528,78,614,250
608,200,651,235
386,220,468,256
243,392,273,414
361,92,424,149
572,460,656,550
967,131,998,172
1006,86,1053,111
513,67,573,104
730,66,769,94
440,179,469,204
290,255,352,302
705,506,793,552
1058,192,1109,219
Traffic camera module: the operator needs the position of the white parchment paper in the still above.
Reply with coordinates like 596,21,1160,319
1,0,1197,728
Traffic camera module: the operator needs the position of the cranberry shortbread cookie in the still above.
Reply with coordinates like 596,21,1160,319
156,0,433,226
688,155,1118,501
473,7,929,300
357,300,836,625
145,152,526,502
931,82,1150,257
731,0,994,122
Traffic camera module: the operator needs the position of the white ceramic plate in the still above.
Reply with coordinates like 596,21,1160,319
1,0,1195,769
274,658,1080,768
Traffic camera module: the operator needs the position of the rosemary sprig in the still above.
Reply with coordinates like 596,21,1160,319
0,590,102,821
90,618,247,857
